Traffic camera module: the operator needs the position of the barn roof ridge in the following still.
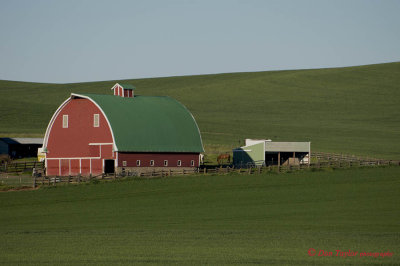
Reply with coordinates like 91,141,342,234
71,93,204,153
74,92,167,99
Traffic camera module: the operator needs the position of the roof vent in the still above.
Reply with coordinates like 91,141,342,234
111,83,135,98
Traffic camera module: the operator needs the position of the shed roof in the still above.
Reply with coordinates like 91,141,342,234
0,138,43,145
265,142,310,152
72,93,203,153
118,83,135,90
111,83,135,90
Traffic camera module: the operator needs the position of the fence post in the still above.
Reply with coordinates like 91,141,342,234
32,168,37,188
53,177,56,186
203,168,206,174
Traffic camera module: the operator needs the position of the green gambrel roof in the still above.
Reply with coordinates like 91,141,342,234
74,93,203,153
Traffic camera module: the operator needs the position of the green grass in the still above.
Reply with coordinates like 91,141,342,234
0,167,399,265
0,174,33,188
1,62,400,158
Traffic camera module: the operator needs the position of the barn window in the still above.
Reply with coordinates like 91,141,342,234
93,114,99,127
136,160,140,166
164,160,168,166
122,161,127,167
62,115,68,128
150,160,154,166
177,160,182,167
191,160,195,166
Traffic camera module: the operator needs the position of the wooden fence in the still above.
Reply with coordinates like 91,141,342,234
32,157,400,188
312,151,398,164
33,168,202,188
1,161,45,173
0,151,394,188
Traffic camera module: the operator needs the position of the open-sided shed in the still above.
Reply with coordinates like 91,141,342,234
233,139,310,167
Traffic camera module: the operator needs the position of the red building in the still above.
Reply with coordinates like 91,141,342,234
43,83,204,176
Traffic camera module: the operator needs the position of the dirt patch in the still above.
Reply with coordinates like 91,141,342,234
0,186,38,192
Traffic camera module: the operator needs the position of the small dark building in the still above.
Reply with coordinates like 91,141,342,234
0,138,43,159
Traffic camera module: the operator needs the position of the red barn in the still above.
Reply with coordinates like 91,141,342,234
43,83,204,176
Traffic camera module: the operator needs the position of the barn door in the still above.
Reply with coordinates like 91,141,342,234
60,159,69,176
104,159,115,174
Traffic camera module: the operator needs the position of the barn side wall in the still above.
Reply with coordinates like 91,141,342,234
118,152,200,168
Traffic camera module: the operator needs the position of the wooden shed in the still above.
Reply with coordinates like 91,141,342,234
43,84,204,176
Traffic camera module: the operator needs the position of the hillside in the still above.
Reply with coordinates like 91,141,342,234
1,62,399,158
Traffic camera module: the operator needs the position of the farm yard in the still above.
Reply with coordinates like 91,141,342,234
1,62,400,264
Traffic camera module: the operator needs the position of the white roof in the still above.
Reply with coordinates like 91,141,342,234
3,138,43,145
265,142,310,152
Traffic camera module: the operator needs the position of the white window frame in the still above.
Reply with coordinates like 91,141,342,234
122,161,127,167
191,160,195,167
164,160,168,167
93,114,100,127
62,115,68,128
177,160,182,167
136,160,141,166
150,160,154,166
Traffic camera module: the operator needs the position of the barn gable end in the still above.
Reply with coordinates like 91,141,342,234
43,97,115,176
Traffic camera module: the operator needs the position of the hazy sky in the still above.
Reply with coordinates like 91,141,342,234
1,0,399,83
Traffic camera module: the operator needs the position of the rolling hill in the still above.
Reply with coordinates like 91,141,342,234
0,62,399,158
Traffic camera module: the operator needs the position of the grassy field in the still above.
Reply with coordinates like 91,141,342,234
0,166,399,265
1,62,400,158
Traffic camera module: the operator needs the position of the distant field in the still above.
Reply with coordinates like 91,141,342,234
0,166,399,265
1,62,400,158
